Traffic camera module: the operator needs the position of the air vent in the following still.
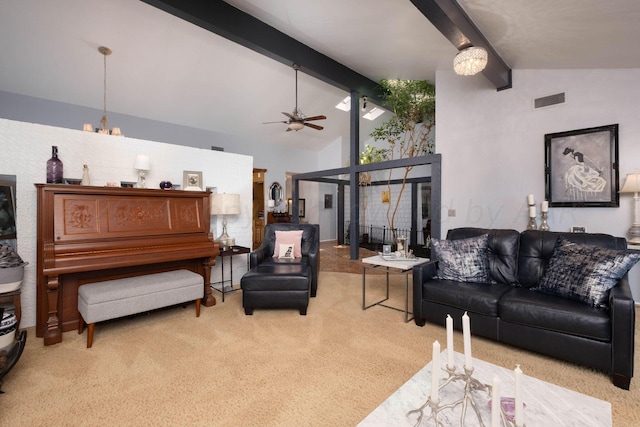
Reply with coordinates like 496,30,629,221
534,92,566,109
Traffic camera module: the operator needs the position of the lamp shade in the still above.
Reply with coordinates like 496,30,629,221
210,193,241,215
620,173,640,193
453,46,488,76
134,154,150,170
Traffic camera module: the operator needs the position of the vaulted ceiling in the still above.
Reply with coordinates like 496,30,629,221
1,0,639,151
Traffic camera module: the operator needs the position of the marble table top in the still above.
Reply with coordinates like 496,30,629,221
358,351,611,427
362,255,430,271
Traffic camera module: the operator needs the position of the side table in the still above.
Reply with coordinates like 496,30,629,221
210,245,250,302
362,255,429,323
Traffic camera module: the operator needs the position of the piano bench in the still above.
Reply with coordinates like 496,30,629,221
77,270,204,348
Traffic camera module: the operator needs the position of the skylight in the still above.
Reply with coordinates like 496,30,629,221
363,107,384,121
335,96,351,111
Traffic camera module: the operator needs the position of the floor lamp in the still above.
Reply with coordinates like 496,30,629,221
620,173,640,244
210,193,240,249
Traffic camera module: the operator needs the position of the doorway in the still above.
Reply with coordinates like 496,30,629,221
252,168,267,249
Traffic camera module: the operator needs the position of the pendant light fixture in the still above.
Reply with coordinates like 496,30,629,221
453,46,488,76
83,46,122,136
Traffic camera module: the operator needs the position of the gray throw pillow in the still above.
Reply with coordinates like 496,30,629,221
431,234,492,283
534,237,640,308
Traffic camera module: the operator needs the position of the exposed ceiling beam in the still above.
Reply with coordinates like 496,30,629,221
141,0,385,104
410,0,512,90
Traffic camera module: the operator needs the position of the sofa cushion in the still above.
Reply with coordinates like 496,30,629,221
533,237,640,308
447,228,520,285
421,279,511,317
431,234,492,283
499,288,611,342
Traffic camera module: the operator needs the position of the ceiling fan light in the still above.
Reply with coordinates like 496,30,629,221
288,121,305,131
453,46,488,76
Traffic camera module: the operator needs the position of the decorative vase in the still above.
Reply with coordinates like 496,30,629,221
81,164,90,186
159,181,173,190
46,146,63,184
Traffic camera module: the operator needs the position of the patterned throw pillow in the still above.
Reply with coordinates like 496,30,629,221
534,237,640,308
431,234,492,283
273,230,303,258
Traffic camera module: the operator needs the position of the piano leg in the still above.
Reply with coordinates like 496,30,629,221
202,257,217,307
44,275,62,345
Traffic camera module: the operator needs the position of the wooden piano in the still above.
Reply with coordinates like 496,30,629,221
35,184,219,346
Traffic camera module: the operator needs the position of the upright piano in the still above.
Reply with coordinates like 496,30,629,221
35,184,219,346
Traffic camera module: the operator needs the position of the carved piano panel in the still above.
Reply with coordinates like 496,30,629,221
36,184,219,345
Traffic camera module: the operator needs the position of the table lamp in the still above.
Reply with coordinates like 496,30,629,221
133,155,150,188
210,193,241,249
620,173,640,244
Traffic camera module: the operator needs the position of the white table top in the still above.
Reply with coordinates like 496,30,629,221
358,351,611,427
362,255,430,271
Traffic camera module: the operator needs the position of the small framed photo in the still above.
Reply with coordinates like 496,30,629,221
571,226,586,233
183,171,203,191
324,194,332,209
544,124,619,207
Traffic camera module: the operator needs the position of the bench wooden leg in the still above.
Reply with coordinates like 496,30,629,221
78,316,84,334
86,323,95,348
195,299,201,317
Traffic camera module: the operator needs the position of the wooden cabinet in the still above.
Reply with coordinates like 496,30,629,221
253,168,267,249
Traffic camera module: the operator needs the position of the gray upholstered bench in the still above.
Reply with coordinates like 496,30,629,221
77,269,203,348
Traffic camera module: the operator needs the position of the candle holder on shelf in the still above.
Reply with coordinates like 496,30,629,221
407,364,526,427
526,206,537,231
539,211,550,231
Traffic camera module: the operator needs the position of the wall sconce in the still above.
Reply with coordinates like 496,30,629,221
620,173,640,244
210,193,241,249
133,155,150,188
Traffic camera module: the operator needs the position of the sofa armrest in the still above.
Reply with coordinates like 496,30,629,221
250,242,270,268
609,274,635,389
412,260,438,326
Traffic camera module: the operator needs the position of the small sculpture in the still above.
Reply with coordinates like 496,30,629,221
81,164,90,186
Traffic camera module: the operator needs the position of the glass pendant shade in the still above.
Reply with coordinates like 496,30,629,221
453,46,488,76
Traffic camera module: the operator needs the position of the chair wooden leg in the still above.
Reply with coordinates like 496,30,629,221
195,299,201,317
86,323,95,348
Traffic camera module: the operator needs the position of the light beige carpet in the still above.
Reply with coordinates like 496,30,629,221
1,272,638,426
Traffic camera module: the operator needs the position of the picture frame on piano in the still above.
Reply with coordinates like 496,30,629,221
183,170,203,191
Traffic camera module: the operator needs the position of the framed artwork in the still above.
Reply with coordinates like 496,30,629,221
0,185,17,239
544,124,619,207
324,194,333,209
288,198,305,217
183,170,203,191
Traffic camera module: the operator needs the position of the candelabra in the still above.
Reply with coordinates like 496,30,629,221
407,365,526,427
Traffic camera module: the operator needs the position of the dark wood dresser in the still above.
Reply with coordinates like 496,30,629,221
35,184,219,346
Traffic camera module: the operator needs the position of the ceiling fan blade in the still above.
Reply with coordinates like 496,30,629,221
262,120,288,124
282,112,295,120
285,127,293,132
304,115,327,121
304,122,324,131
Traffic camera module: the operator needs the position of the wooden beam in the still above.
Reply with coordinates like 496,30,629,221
141,0,385,104
410,0,512,90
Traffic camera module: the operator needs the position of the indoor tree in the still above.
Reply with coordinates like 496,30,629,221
370,79,436,242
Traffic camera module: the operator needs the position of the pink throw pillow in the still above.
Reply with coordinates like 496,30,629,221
273,230,303,258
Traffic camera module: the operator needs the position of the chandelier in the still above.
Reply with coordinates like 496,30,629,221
453,46,488,76
83,46,122,136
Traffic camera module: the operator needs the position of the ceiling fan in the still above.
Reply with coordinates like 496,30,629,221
263,64,326,132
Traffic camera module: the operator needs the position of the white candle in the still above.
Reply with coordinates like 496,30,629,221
541,200,549,212
528,206,536,218
527,194,534,205
515,364,523,426
462,312,473,370
491,375,501,427
431,340,440,403
446,315,454,369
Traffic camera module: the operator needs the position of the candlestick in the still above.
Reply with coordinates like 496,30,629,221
462,312,473,370
431,340,440,403
515,364,523,426
446,315,454,369
528,206,536,218
491,375,501,427
527,194,534,205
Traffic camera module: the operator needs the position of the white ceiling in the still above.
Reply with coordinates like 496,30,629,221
1,0,639,151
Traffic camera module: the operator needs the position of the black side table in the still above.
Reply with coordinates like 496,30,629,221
210,245,250,302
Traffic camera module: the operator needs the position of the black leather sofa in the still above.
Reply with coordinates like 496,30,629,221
412,227,635,389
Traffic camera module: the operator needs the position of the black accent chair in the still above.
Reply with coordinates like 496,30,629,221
241,223,319,315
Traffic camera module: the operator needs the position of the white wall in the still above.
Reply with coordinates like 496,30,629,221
0,118,253,327
436,68,640,300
